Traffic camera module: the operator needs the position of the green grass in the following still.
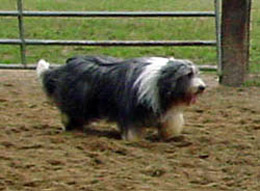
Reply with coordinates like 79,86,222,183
0,0,259,74
250,0,260,74
244,80,260,87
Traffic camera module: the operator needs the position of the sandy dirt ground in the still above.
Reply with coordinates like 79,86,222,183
0,70,260,191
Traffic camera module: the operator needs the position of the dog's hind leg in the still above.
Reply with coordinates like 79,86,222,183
61,113,84,131
120,125,145,141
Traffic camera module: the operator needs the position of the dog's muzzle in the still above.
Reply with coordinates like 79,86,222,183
187,78,206,105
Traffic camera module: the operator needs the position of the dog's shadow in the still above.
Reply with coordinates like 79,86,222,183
83,126,158,142
83,128,122,140
82,127,190,146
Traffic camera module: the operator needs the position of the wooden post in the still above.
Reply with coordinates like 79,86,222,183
220,0,251,86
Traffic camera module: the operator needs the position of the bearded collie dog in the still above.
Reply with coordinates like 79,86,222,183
37,55,206,141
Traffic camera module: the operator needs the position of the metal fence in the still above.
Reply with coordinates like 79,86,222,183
0,0,221,70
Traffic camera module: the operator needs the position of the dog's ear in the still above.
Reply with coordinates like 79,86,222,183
159,60,194,90
173,62,194,79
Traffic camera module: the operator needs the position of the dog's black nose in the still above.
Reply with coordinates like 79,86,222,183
198,85,206,92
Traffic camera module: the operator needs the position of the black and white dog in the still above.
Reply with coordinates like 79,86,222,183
37,55,206,141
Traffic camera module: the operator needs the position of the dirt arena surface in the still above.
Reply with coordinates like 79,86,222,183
0,70,259,191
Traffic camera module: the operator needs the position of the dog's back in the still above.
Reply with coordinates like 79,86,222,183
37,55,119,95
66,55,123,66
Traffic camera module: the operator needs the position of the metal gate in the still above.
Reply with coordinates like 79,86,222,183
0,0,221,70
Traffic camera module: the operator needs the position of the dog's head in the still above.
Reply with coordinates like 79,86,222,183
134,57,206,113
158,59,206,109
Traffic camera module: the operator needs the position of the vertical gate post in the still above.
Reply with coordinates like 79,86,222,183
17,0,27,68
214,0,222,75
220,0,251,86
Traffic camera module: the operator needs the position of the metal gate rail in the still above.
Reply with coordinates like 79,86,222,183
0,0,221,69
0,11,216,17
0,39,216,46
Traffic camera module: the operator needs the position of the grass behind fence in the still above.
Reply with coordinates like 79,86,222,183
0,0,259,73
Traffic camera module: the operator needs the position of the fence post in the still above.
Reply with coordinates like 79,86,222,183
17,0,27,68
220,0,251,86
214,0,221,75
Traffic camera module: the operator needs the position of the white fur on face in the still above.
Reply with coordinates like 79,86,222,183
190,77,206,94
134,57,169,112
188,64,206,94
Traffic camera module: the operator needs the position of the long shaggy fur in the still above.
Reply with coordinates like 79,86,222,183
37,55,206,141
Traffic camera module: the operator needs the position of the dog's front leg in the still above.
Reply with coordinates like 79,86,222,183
158,109,184,140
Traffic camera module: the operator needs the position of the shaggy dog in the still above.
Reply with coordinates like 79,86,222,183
37,55,206,141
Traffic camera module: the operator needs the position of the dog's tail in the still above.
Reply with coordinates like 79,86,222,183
36,59,50,79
